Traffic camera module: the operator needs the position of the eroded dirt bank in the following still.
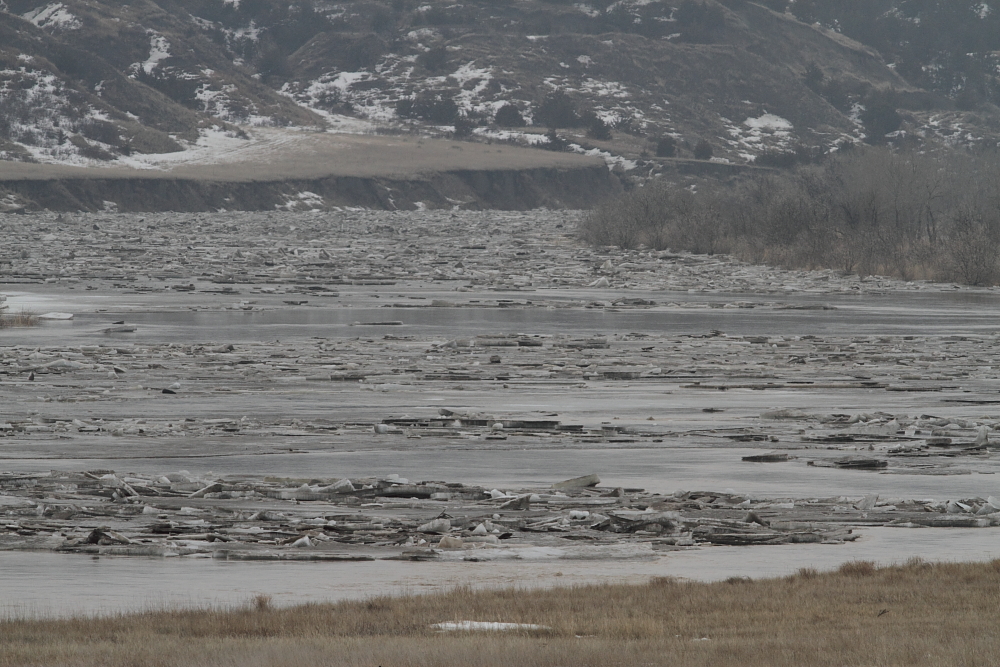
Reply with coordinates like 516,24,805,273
0,165,619,213
0,131,618,212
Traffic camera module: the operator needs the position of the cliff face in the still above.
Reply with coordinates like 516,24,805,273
0,164,621,213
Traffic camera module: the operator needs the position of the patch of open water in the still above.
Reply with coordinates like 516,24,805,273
6,447,1000,500
3,527,999,617
6,289,1000,345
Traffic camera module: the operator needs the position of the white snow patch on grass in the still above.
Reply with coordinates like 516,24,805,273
594,109,621,125
331,71,374,92
744,113,793,131
721,113,801,160
112,125,247,170
0,67,120,166
432,622,551,632
406,28,439,41
450,62,491,86
449,62,496,115
319,113,378,134
284,72,394,127
139,33,171,75
580,78,630,98
194,83,273,125
473,128,549,145
22,3,80,30
569,143,637,171
231,20,260,42
287,52,506,127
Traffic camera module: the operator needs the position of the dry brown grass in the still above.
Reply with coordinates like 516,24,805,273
0,310,37,328
3,559,999,666
0,131,600,182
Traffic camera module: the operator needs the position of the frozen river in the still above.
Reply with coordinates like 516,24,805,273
5,287,1000,345
3,210,1000,615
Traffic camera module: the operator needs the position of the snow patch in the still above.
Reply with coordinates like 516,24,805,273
0,66,119,166
717,113,797,161
277,191,326,212
432,622,551,632
285,52,513,127
284,71,392,126
406,28,439,41
139,33,171,75
449,62,494,115
111,125,246,171
473,128,549,145
231,20,260,43
194,82,268,125
450,62,491,86
22,3,80,30
580,78,630,98
744,113,793,131
569,143,637,171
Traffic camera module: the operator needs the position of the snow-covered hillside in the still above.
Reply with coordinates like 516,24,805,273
1,0,998,172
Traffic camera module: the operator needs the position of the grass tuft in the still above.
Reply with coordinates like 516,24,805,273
837,560,877,577
0,310,37,328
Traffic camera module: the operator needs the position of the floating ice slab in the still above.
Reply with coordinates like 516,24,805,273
432,621,551,632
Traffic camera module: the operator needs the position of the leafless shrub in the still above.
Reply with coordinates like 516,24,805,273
581,146,1000,286
943,207,1000,285
0,310,38,328
579,182,695,250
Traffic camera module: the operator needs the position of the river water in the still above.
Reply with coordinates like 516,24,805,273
4,288,1000,345
3,527,999,617
3,286,1000,614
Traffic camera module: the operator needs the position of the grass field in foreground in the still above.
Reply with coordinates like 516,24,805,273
2,559,998,667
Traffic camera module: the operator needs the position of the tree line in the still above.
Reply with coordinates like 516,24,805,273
580,146,1000,285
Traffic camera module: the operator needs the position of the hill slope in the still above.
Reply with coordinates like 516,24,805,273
1,0,998,174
